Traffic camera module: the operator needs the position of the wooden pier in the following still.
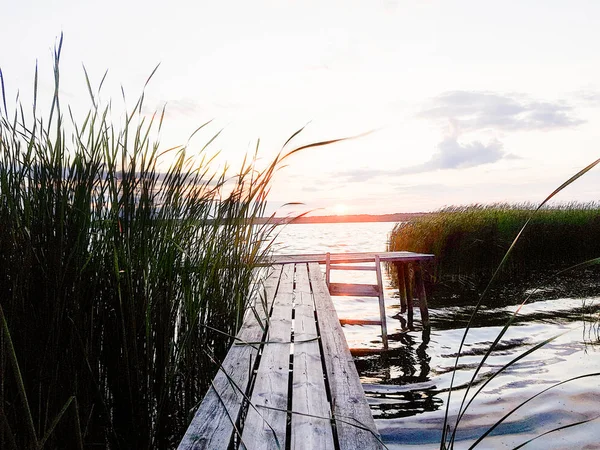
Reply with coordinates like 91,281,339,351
179,251,433,449
271,251,434,339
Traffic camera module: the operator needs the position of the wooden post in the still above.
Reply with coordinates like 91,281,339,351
375,255,388,349
325,252,331,288
415,261,430,327
395,262,408,314
404,262,414,329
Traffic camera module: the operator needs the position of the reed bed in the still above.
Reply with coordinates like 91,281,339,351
437,158,600,448
0,40,286,449
388,203,600,299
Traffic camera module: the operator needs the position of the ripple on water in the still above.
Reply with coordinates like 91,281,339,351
272,223,600,448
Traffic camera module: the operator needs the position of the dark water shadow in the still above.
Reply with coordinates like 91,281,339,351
426,267,600,308
356,327,443,418
428,300,600,331
355,327,432,384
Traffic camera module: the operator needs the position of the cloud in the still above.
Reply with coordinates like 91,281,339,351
140,98,203,117
424,135,510,170
420,91,584,131
576,90,600,106
338,167,389,183
329,91,581,184
142,97,244,119
165,98,204,115
337,135,518,182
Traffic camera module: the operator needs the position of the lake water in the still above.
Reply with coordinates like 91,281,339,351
273,222,600,449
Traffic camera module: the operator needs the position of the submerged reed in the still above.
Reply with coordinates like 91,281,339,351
0,38,287,449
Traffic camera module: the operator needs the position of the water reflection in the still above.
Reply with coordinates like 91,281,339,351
370,390,443,420
363,298,600,448
355,327,431,383
354,326,442,419
274,223,600,447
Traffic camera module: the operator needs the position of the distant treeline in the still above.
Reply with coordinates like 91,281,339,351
388,203,600,302
253,212,427,225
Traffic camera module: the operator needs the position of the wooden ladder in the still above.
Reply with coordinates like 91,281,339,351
325,252,388,349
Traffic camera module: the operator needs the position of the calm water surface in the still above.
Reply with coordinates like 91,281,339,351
273,223,600,449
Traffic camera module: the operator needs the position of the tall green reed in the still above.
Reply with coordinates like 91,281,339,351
389,202,600,296
435,159,600,448
0,36,302,449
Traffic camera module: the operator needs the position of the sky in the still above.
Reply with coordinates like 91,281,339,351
2,0,600,215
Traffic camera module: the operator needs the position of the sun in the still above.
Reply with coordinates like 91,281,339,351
332,203,349,215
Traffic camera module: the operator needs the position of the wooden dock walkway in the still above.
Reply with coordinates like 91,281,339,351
271,251,434,334
179,251,433,449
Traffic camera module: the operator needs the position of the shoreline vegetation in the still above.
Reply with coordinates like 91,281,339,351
0,39,292,449
388,202,600,304
0,38,363,449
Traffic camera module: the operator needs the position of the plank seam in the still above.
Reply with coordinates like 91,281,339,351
232,265,284,449
285,263,296,450
307,263,341,450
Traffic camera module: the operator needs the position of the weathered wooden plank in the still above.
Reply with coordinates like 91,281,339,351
291,263,335,449
395,262,408,313
416,261,430,327
339,319,382,326
325,252,331,287
294,262,312,294
178,265,283,450
308,263,383,449
329,264,377,271
269,251,434,265
405,262,414,327
241,264,294,450
375,255,388,349
329,282,380,298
